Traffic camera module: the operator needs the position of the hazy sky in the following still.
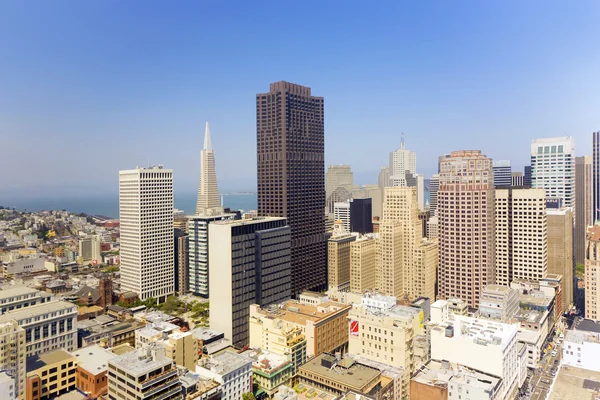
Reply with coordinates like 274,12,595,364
2,1,600,199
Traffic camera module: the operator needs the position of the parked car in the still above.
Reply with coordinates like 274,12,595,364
541,379,551,384
554,359,559,365
551,350,557,357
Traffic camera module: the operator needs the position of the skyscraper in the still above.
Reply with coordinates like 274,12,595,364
523,165,532,187
585,224,600,320
119,165,174,302
378,167,390,189
256,81,326,295
493,160,512,188
209,217,291,347
327,230,356,293
325,165,353,214
429,174,439,216
495,188,547,285
196,122,220,214
594,132,600,223
389,138,416,187
576,156,593,265
437,151,495,307
350,198,373,234
334,201,351,232
174,228,189,294
531,137,576,210
547,207,574,312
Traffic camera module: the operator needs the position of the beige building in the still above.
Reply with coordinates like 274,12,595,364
350,234,380,293
326,165,353,214
327,232,357,293
248,294,350,360
576,156,593,265
585,225,600,320
547,207,574,311
414,238,438,301
135,322,198,370
78,235,101,265
495,188,548,285
438,150,495,308
26,349,77,400
0,320,25,399
379,186,421,298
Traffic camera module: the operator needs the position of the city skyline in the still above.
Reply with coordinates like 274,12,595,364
3,1,600,199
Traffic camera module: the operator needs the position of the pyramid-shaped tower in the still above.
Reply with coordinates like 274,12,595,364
196,122,220,214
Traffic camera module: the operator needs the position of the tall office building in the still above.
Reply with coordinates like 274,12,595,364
416,174,425,210
493,160,512,188
196,122,220,214
547,207,574,312
389,138,416,187
327,231,357,293
585,224,600,320
378,167,390,190
209,217,291,347
119,166,174,302
350,198,373,234
350,234,380,293
524,165,532,187
78,235,101,265
379,186,421,298
437,150,495,307
414,238,438,302
334,201,351,232
594,132,600,223
495,188,547,285
325,165,353,214
576,156,593,265
429,174,439,216
174,229,189,294
531,137,576,210
257,81,326,296
187,212,235,297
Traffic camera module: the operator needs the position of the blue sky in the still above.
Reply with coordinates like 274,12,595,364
2,1,600,199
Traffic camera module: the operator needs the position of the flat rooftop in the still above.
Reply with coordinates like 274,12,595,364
246,349,290,373
574,318,600,333
211,216,286,226
75,344,117,374
256,299,349,326
109,344,173,376
483,284,514,294
199,350,252,376
549,366,600,400
0,300,76,323
566,330,600,345
412,360,501,392
27,349,74,372
442,315,517,347
299,353,381,390
0,286,41,298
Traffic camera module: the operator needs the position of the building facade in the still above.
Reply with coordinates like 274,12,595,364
594,132,600,222
495,188,547,285
325,165,353,214
327,232,356,293
174,229,189,294
429,174,439,216
350,198,373,234
187,212,235,297
576,155,593,265
334,201,351,233
119,166,174,302
0,320,25,399
256,81,326,296
350,234,380,294
26,349,77,400
531,136,575,210
547,207,574,312
493,160,512,188
437,150,495,307
78,235,101,265
389,139,416,187
209,217,292,347
585,225,600,320
196,350,252,400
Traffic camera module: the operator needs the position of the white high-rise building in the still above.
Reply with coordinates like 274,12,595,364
333,201,351,232
531,136,576,210
416,174,425,210
119,165,174,302
389,138,416,187
196,122,221,214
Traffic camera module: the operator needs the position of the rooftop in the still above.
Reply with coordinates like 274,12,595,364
199,350,252,376
549,365,600,400
109,344,173,376
435,315,517,348
211,216,286,226
189,327,224,342
255,298,350,326
246,349,291,374
0,286,40,298
27,349,75,372
299,353,381,390
565,330,600,345
0,300,76,323
483,285,514,294
75,344,117,374
412,360,501,392
587,225,600,242
574,318,600,333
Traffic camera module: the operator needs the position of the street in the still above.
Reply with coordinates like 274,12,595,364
528,324,565,400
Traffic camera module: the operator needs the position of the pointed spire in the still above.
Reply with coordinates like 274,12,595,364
401,132,405,150
203,122,212,151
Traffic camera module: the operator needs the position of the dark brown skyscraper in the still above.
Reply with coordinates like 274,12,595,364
256,81,326,295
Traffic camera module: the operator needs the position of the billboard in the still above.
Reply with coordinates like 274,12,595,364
350,320,359,336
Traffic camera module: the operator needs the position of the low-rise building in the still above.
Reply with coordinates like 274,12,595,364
107,343,182,400
136,323,198,370
247,349,293,398
249,294,350,360
479,285,520,323
78,319,146,348
0,300,77,357
178,370,222,400
2,258,46,277
0,287,53,314
196,350,252,400
0,371,17,400
26,349,77,400
75,344,117,398
562,329,600,372
514,309,550,368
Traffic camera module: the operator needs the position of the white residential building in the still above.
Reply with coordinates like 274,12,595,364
563,329,600,372
530,136,576,210
196,350,252,400
334,201,351,232
119,165,174,302
430,300,520,400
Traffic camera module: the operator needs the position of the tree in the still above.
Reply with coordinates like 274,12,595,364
242,393,256,400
